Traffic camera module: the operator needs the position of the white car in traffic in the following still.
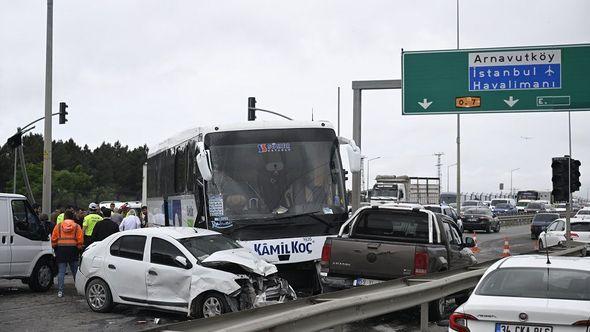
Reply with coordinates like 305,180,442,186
75,227,296,317
450,255,590,332
538,218,590,250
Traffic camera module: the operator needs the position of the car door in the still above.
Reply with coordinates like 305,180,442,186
442,221,472,269
0,198,11,276
105,235,148,303
146,236,192,311
545,220,565,247
9,199,45,276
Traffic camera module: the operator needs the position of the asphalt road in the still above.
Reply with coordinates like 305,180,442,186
0,224,536,332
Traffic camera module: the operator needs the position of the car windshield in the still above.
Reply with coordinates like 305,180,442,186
463,201,479,207
464,208,491,216
205,128,346,222
476,267,590,300
179,235,242,261
495,203,511,209
577,210,590,215
517,201,529,207
491,200,508,206
527,202,543,209
533,214,559,222
571,223,590,231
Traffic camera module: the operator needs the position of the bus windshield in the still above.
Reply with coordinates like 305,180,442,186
205,128,346,223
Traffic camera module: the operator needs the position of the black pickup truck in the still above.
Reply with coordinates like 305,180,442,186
319,204,477,319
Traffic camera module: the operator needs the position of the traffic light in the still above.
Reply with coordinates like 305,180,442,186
552,157,569,202
59,102,68,124
571,159,581,192
247,97,256,121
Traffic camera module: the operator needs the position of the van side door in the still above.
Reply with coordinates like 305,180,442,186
10,199,46,276
0,198,11,276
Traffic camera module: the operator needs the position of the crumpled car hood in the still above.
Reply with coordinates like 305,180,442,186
201,248,278,276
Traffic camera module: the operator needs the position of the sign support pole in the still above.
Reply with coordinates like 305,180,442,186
42,0,53,215
455,0,462,212
566,111,572,243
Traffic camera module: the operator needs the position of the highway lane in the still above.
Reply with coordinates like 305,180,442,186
0,225,536,332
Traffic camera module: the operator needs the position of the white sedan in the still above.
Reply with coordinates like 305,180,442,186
538,218,590,250
450,255,590,331
75,227,296,318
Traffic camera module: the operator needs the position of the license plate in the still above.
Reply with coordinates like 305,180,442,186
495,323,553,332
353,278,383,286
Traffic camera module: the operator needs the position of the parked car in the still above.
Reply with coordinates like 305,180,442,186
0,193,55,292
461,207,500,233
423,204,463,232
492,202,517,215
524,201,553,214
76,227,296,317
319,205,476,320
449,255,590,332
538,218,590,250
530,213,560,239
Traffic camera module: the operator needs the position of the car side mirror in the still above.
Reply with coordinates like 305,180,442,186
174,256,191,269
196,150,213,181
463,237,476,248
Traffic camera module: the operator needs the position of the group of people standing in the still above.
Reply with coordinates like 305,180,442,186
35,202,149,298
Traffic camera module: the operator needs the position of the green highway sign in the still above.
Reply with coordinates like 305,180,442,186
402,44,590,115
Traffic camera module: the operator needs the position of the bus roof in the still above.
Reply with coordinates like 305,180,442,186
148,120,335,158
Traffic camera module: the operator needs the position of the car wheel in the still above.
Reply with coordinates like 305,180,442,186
29,257,54,292
494,223,500,233
199,293,230,318
428,297,446,321
86,278,114,313
485,224,491,233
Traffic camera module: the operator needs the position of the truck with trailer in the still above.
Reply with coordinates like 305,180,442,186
369,175,440,205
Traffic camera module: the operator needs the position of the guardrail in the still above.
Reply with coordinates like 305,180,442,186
148,245,587,332
497,211,576,227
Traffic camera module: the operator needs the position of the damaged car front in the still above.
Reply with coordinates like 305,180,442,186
179,234,297,317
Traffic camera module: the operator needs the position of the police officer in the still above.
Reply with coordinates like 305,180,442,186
83,203,103,247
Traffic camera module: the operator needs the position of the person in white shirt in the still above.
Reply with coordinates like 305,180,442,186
119,209,141,231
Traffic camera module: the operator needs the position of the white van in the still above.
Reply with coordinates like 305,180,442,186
0,193,55,291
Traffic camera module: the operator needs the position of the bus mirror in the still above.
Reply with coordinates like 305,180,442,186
197,150,213,181
346,145,362,172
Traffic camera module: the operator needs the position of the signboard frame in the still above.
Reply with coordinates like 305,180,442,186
401,43,590,115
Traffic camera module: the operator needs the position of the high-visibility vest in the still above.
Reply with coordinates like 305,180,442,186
56,213,65,224
54,222,81,248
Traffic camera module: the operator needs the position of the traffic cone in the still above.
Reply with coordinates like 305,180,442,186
470,231,480,254
502,237,511,257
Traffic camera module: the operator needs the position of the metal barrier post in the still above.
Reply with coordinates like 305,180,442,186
420,302,428,331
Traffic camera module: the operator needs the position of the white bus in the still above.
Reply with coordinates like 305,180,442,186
145,120,360,293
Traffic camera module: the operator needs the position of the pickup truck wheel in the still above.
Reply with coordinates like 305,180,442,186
29,257,54,292
428,297,445,321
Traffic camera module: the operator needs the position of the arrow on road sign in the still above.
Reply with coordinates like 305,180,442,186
418,98,433,110
503,96,519,107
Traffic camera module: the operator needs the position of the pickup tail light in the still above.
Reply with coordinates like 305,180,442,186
413,250,428,275
449,312,478,332
320,240,332,272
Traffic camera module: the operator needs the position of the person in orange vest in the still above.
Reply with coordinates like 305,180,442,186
51,209,84,298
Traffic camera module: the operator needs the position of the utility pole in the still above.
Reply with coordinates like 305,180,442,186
42,0,53,215
455,0,462,211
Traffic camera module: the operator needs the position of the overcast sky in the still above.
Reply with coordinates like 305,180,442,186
1,0,589,196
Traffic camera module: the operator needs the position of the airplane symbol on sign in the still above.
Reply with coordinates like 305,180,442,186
545,66,555,76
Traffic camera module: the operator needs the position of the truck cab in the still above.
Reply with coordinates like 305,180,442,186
0,193,55,291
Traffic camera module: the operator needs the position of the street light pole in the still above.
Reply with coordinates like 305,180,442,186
367,157,381,193
42,0,53,215
510,168,520,197
447,163,457,192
